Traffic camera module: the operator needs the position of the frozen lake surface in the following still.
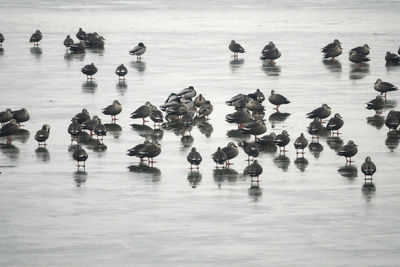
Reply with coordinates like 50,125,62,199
1,0,400,266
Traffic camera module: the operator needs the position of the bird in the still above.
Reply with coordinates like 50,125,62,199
294,133,309,157
177,86,196,99
256,132,276,147
306,104,331,121
247,89,265,103
180,109,194,130
240,120,267,140
69,42,85,53
246,99,264,114
308,118,323,141
225,109,252,128
268,90,290,111
326,113,344,135
81,63,97,80
247,160,263,182
29,30,42,46
187,147,202,170
366,96,385,114
82,115,100,137
361,157,376,181
73,108,90,124
337,140,358,164
274,130,290,153
127,140,150,163
225,94,247,106
68,118,82,144
129,42,146,61
261,41,276,54
76,28,87,42
94,120,107,143
73,145,88,171
0,108,13,126
34,124,50,146
150,106,164,127
12,108,30,126
229,40,245,58
260,47,281,63
194,94,207,109
212,147,227,168
385,111,399,130
222,142,239,166
197,101,213,119
349,50,370,67
0,33,4,47
238,140,259,161
385,51,400,64
85,32,105,48
0,119,20,144
374,79,398,100
138,140,161,166
321,39,342,61
131,102,152,124
63,35,74,50
350,44,370,56
115,64,128,80
102,100,122,122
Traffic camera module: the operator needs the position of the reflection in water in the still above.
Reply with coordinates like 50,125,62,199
82,81,97,93
226,129,250,141
385,135,399,151
309,142,323,158
261,61,281,76
131,124,163,140
273,155,290,171
104,123,122,139
229,58,244,72
268,112,290,124
64,52,85,61
213,168,239,187
128,163,161,181
82,138,107,152
73,171,87,187
362,184,376,202
337,165,358,179
326,136,344,152
87,47,105,55
13,129,30,143
248,183,262,200
366,115,385,129
294,157,308,172
349,64,370,80
130,61,146,72
0,48,4,55
187,171,202,188
383,100,397,109
385,63,400,71
181,135,194,148
116,80,127,95
319,127,331,138
322,59,342,72
0,143,19,160
35,147,50,162
197,121,213,137
259,144,277,153
30,47,42,56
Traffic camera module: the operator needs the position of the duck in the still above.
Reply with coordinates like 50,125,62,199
306,104,331,121
129,42,146,61
198,101,213,119
81,63,97,80
321,39,342,60
85,32,105,48
260,47,281,63
274,130,290,153
268,90,290,111
361,157,376,180
127,140,150,162
385,111,399,130
247,160,263,182
63,35,74,50
34,124,50,146
177,86,196,99
225,94,247,106
73,108,90,124
225,109,252,128
12,108,30,125
0,33,4,47
247,89,265,103
337,140,358,164
187,147,202,170
307,118,323,141
0,119,20,144
102,100,122,122
94,120,107,143
350,44,370,56
326,113,344,135
261,41,275,54
0,108,13,126
294,133,308,157
73,145,88,170
385,51,400,64
222,142,239,166
374,79,398,100
82,115,100,137
366,96,385,114
212,147,227,168
256,132,276,147
348,50,370,67
238,140,259,161
229,40,245,58
76,28,87,42
29,30,42,46
180,109,194,128
69,42,85,53
194,94,207,109
115,64,128,80
150,106,164,127
130,102,152,124
240,120,267,140
138,140,161,165
68,118,82,143
246,99,264,114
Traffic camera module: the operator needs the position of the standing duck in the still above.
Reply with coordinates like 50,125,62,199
226,109,252,128
150,106,164,127
238,140,259,161
177,86,196,99
198,101,213,119
129,42,146,61
374,79,398,100
81,63,97,80
76,28,87,42
0,108,13,126
350,44,370,56
385,51,400,64
73,108,90,124
82,115,100,137
247,89,265,103
366,96,385,114
68,118,82,144
0,33,4,47
0,119,20,144
222,142,239,166
321,39,342,61
385,111,399,130
131,102,152,124
306,104,331,121
349,50,370,67
274,130,290,153
63,35,74,50
247,160,263,182
34,124,50,146
194,94,207,109
294,133,308,157
361,156,376,181
260,47,281,63
102,100,122,122
326,113,344,135
212,147,227,168
229,40,245,58
187,147,202,170
29,30,42,46
307,118,323,141
127,140,150,163
240,120,267,140
69,42,85,53
261,41,275,54
268,90,290,111
94,120,107,143
256,132,276,147
115,64,128,80
12,108,30,126
73,145,88,171
338,140,358,164
138,140,161,166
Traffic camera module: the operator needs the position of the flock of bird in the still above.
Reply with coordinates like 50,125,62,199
1,29,399,189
